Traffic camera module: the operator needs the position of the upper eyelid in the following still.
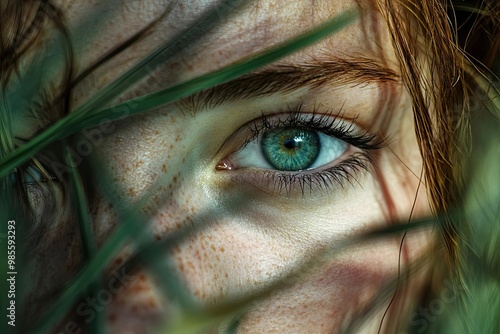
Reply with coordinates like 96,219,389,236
216,106,385,161
245,108,383,150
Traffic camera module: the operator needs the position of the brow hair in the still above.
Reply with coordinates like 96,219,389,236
177,57,399,113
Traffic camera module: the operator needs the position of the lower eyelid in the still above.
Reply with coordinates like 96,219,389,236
215,147,371,197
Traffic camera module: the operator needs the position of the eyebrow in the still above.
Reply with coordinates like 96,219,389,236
176,57,399,113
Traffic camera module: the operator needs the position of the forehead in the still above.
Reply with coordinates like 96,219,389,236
12,0,396,137
55,0,393,86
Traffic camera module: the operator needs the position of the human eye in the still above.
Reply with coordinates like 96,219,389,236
12,164,58,185
8,155,65,225
216,105,385,196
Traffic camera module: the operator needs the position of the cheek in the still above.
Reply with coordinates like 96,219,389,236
105,271,168,333
84,105,431,332
234,246,401,333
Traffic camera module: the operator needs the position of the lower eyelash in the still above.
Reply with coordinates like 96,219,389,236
244,152,374,197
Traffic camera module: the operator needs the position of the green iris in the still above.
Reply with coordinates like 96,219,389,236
261,128,320,171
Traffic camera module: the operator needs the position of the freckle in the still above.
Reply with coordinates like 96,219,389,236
139,274,146,281
156,235,161,240
188,259,196,269
169,144,173,149
148,298,157,308
173,176,177,182
210,244,216,251
219,247,225,252
225,273,228,278
162,164,167,172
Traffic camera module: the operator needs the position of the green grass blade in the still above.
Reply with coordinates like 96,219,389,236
30,213,142,334
65,144,105,334
17,9,360,334
80,9,359,130
0,8,358,180
159,218,434,334
67,0,247,118
66,144,97,259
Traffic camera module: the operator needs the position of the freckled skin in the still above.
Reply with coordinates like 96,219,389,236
18,0,435,333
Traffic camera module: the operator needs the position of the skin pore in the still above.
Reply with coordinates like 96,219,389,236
15,0,436,333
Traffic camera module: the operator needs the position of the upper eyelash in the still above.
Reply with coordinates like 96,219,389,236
11,160,59,185
9,137,61,186
244,103,386,151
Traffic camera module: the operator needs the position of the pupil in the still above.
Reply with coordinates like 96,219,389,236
284,138,296,149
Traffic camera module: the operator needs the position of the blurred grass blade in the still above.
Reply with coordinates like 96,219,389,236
65,144,105,334
160,217,434,334
0,0,245,180
0,8,358,180
79,9,359,130
30,209,143,334
68,0,247,118
30,155,194,333
23,8,359,334
66,144,96,259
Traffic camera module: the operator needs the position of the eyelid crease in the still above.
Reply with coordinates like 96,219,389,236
176,56,399,114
